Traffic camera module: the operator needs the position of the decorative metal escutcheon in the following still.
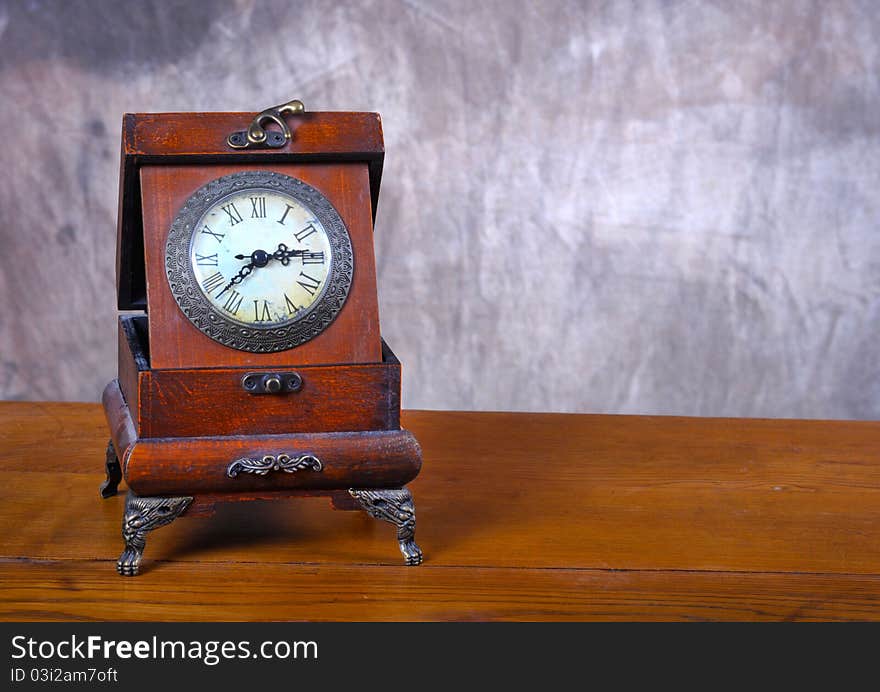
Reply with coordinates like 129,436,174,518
227,453,323,478
241,372,303,395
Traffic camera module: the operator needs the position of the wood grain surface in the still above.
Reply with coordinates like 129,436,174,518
136,362,400,438
124,112,384,158
2,402,880,621
125,429,422,496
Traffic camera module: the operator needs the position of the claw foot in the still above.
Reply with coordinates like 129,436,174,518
400,538,423,566
116,492,192,577
349,487,423,566
117,546,143,576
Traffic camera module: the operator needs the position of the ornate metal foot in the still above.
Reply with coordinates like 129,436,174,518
118,491,193,576
349,488,423,566
100,439,123,499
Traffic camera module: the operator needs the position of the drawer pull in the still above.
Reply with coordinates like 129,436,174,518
227,453,323,478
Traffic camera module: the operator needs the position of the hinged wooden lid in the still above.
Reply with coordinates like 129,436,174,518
116,111,385,310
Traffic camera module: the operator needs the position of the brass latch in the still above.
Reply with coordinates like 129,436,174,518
227,99,306,149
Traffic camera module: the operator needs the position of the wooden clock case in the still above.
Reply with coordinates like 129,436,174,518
101,110,423,575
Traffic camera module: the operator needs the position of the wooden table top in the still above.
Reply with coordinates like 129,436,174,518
2,402,880,621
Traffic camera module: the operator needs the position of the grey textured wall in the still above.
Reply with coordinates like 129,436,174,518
0,0,878,417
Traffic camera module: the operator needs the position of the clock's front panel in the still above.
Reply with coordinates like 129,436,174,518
141,163,381,369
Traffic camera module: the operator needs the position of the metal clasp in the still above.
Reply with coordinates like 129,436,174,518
241,371,303,394
227,99,306,149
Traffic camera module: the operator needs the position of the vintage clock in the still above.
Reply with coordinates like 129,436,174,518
100,101,423,575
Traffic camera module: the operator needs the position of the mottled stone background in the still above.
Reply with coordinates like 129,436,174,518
0,0,878,417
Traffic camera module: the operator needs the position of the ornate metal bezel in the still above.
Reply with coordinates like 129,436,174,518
164,170,354,353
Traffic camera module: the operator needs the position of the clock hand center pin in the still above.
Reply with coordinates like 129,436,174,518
234,248,271,267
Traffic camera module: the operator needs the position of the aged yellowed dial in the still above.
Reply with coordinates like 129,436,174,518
190,187,332,326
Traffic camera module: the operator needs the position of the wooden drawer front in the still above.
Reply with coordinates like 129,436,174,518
125,430,421,496
138,362,400,438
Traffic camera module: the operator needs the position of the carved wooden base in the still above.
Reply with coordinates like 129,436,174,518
99,439,123,498
118,491,193,576
350,487,423,566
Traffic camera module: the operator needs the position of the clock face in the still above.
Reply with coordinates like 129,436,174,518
165,171,354,352
189,188,333,327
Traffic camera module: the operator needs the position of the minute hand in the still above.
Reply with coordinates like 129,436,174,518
218,261,254,296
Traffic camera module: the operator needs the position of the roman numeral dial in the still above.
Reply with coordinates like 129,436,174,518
221,202,243,226
294,223,317,242
297,271,322,296
253,299,272,322
250,196,266,218
188,185,336,329
221,290,243,315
